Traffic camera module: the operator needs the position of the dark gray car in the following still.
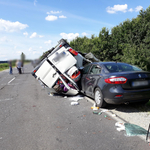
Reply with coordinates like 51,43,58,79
81,62,150,107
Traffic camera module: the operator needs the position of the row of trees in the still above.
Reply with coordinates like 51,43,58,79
69,6,150,71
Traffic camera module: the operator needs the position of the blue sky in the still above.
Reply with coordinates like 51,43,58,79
0,0,149,60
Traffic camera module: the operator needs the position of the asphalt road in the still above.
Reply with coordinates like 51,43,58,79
0,63,149,150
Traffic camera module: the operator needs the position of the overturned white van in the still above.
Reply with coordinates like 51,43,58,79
32,39,99,95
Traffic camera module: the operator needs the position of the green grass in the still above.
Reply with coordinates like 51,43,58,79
0,63,9,71
0,62,16,71
0,61,31,71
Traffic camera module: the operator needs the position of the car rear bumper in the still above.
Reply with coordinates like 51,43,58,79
104,88,150,104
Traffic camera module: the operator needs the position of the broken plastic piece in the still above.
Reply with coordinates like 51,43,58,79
71,102,79,105
124,123,148,136
49,93,54,96
115,122,124,127
112,114,116,117
91,106,99,110
93,111,99,114
68,95,84,101
116,126,125,131
98,112,102,115
101,109,109,113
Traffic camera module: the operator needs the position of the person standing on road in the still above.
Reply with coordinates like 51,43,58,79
16,60,22,74
8,60,13,75
21,61,24,73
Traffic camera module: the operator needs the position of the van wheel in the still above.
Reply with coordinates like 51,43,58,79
94,88,106,108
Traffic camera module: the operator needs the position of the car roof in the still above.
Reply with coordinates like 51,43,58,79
91,62,129,65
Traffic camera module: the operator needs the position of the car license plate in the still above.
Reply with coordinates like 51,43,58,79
132,80,148,87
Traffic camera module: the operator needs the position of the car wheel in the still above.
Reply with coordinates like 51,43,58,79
94,88,106,108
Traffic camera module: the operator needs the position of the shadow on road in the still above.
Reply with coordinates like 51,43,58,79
21,72,32,74
106,101,150,113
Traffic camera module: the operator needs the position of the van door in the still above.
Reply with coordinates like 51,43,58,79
35,60,59,88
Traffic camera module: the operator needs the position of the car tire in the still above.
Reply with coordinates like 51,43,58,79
94,88,106,108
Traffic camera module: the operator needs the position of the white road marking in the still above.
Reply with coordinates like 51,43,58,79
0,98,13,102
8,77,15,84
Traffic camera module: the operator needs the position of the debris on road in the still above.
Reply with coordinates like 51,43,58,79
68,94,84,101
115,122,125,131
112,114,117,117
104,115,111,120
115,122,149,137
124,123,148,136
71,101,79,106
93,111,102,115
100,109,109,113
91,106,99,110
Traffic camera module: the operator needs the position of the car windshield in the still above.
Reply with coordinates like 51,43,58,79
104,63,142,73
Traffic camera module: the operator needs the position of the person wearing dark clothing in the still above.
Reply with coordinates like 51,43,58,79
21,61,24,73
16,60,22,74
8,60,13,74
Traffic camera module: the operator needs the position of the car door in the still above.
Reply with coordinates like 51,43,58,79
82,64,101,97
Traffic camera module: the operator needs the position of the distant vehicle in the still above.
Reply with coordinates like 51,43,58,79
81,62,150,107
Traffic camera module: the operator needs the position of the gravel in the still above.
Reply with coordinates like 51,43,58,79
106,104,150,130
86,96,150,130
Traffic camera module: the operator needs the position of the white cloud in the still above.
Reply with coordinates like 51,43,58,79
47,11,61,15
0,19,28,32
23,32,28,36
33,50,37,54
45,15,58,21
0,36,11,43
39,35,44,38
128,8,134,12
30,32,37,38
30,32,44,38
34,0,37,6
44,40,52,45
32,50,40,55
29,47,32,51
106,4,128,14
16,51,22,55
82,32,88,36
60,33,79,41
0,54,7,59
135,6,143,12
59,15,67,19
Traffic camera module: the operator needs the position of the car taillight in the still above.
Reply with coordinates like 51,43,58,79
69,48,78,56
105,77,127,84
115,95,123,98
59,45,62,48
33,70,36,73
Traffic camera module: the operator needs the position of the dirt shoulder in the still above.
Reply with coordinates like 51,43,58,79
106,103,150,130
